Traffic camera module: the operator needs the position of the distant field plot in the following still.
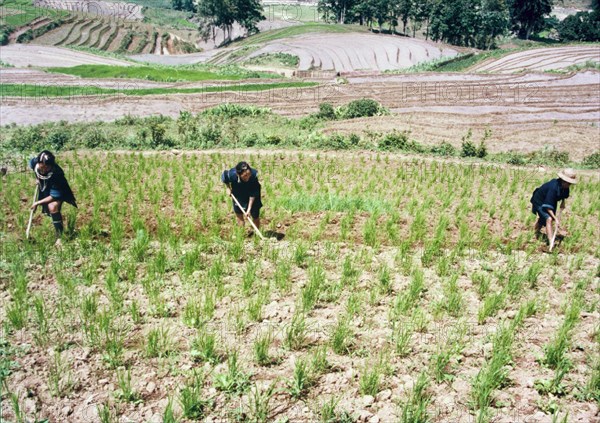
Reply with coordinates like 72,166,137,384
33,0,144,20
470,46,600,73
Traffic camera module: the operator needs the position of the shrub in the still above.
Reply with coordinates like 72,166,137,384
16,30,34,44
199,122,222,147
202,103,271,118
316,103,336,120
461,129,477,157
339,98,388,119
506,152,527,165
476,140,487,158
45,128,71,151
83,128,109,149
582,151,600,168
431,141,456,157
0,25,13,46
321,134,349,150
378,130,408,151
8,126,44,152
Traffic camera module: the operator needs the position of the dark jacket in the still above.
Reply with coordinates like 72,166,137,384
29,157,77,209
530,178,569,213
221,168,262,209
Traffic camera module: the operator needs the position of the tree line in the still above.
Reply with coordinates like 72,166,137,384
174,0,599,48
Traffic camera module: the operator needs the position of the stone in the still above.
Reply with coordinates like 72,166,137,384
376,389,392,402
61,405,73,416
363,395,375,407
358,409,372,422
146,381,156,394
368,415,380,423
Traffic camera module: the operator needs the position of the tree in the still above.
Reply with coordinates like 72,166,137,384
318,0,358,24
395,0,414,34
233,0,264,35
557,11,600,41
173,0,195,12
507,0,552,39
477,0,510,48
195,0,264,42
429,0,508,48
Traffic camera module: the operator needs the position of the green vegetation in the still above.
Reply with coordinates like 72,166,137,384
45,64,280,82
244,52,300,68
0,147,598,422
0,0,68,28
1,100,597,170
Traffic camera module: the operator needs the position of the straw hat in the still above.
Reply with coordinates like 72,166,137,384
557,168,577,184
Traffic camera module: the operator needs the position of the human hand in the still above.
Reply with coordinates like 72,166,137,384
30,201,39,210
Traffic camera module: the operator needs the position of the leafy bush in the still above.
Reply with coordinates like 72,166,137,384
321,134,350,150
0,25,13,46
83,128,109,149
202,103,271,118
431,141,457,157
316,103,336,120
531,149,570,166
557,11,600,41
506,152,527,165
115,114,142,126
378,130,408,151
45,128,71,151
338,99,388,119
582,151,600,168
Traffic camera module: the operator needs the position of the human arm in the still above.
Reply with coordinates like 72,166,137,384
31,195,55,209
221,170,232,196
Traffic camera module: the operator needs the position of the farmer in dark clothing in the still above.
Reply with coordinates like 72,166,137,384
221,161,262,229
29,150,77,243
530,168,576,241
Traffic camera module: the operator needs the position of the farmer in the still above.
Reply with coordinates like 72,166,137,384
29,150,77,243
221,161,262,230
530,168,576,242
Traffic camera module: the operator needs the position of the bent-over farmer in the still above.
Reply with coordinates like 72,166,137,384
221,161,262,230
29,150,77,243
530,168,576,242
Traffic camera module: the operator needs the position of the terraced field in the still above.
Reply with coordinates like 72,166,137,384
470,46,600,73
2,68,598,160
28,17,198,55
228,33,460,72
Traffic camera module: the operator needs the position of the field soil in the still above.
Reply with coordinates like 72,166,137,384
470,46,600,73
2,69,599,159
0,151,598,423
0,44,133,67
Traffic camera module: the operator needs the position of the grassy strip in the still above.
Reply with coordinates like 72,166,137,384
0,82,318,97
45,64,281,81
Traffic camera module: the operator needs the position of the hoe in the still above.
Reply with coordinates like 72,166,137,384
225,185,265,240
25,184,39,239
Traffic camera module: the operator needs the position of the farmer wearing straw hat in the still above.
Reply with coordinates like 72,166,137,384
29,150,77,243
530,168,577,242
221,161,262,230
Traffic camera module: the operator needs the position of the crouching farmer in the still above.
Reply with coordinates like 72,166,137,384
30,150,77,243
221,161,262,230
530,168,576,242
